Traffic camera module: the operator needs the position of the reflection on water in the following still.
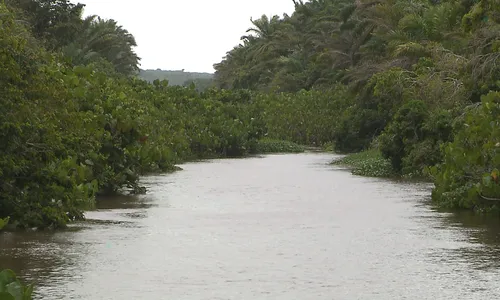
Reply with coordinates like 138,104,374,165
1,152,500,299
432,209,500,271
93,194,157,210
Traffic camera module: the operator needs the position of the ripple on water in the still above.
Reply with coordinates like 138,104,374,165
1,153,500,300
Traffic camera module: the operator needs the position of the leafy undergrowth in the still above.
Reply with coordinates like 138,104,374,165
332,149,395,178
255,138,305,154
0,217,9,231
0,269,33,300
321,142,335,152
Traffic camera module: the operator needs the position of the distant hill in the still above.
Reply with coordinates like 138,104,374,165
138,69,214,89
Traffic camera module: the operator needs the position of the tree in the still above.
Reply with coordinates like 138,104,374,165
5,0,84,49
62,16,140,75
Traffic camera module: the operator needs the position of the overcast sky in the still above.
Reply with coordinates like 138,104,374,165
74,0,295,73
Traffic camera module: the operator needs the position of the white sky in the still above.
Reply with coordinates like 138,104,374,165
74,0,295,73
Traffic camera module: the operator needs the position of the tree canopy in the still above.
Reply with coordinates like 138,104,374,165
5,0,140,75
213,0,500,212
2,0,500,230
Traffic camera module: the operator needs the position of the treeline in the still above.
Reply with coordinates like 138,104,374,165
138,69,214,91
2,0,500,229
214,0,500,212
0,1,302,229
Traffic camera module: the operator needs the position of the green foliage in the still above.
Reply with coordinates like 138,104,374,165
0,5,268,228
5,0,139,75
0,217,9,231
254,139,305,154
183,77,215,92
332,149,395,178
4,0,500,224
139,69,214,86
432,91,500,210
5,0,84,49
0,269,33,300
255,85,351,146
379,100,429,172
62,16,140,75
211,0,500,214
0,8,95,228
321,142,335,152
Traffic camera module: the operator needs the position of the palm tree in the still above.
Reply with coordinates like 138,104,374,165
63,16,140,75
5,0,85,49
241,14,286,57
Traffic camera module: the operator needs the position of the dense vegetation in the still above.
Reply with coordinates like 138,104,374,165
138,69,214,91
2,0,500,230
214,0,500,213
332,149,395,178
0,1,300,229
255,138,305,154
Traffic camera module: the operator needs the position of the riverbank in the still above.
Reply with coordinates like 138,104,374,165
254,138,305,154
331,148,500,215
0,138,306,232
330,149,396,178
3,152,500,299
331,149,436,183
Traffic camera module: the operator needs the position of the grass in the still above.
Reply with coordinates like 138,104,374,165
255,138,305,154
331,149,396,178
0,217,9,231
321,141,335,152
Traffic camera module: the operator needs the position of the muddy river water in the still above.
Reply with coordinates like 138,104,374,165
1,152,500,299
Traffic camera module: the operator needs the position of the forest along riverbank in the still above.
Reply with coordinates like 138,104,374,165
1,152,500,299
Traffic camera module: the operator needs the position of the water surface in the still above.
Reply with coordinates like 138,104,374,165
1,153,500,299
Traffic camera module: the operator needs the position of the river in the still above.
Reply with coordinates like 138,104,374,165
1,152,500,299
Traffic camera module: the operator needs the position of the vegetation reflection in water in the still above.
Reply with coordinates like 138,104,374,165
0,194,152,297
1,154,500,299
432,208,500,271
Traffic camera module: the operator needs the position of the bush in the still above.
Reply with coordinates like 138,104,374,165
0,6,270,228
332,149,395,177
254,139,305,154
0,217,9,231
431,91,500,210
379,100,455,177
379,100,428,172
256,85,350,146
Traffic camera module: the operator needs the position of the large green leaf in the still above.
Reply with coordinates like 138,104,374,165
5,283,22,300
0,292,15,300
0,270,16,291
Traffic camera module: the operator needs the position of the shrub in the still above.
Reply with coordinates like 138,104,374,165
254,139,305,154
332,149,395,177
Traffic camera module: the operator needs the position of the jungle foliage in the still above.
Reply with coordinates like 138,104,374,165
2,0,500,228
0,1,274,229
214,0,500,213
138,69,214,91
